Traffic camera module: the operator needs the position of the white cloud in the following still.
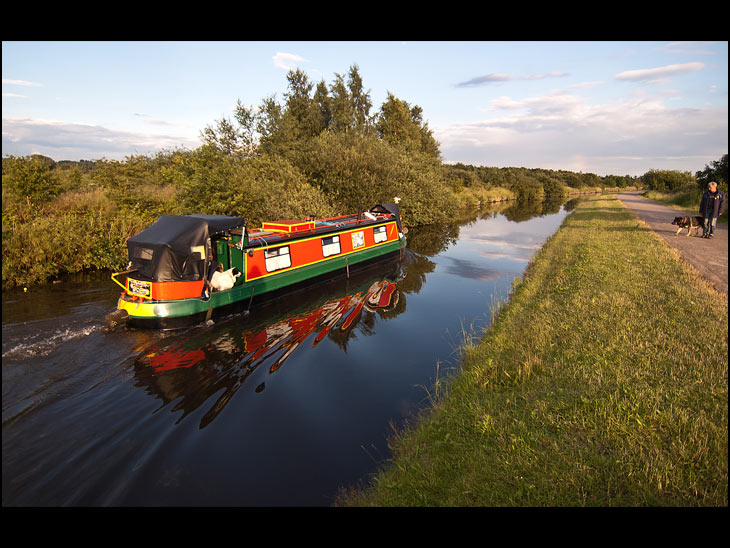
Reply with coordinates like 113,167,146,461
434,89,728,176
488,92,586,115
3,93,27,98
488,96,524,110
613,62,704,83
568,81,605,89
456,72,568,87
2,117,200,160
146,119,178,127
132,113,192,128
2,79,43,87
662,42,720,55
272,52,308,70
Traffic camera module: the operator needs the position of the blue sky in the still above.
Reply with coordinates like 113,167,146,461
2,41,727,176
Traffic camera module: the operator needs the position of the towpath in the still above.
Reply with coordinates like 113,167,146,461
616,192,727,295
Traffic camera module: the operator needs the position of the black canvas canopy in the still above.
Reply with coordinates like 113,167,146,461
127,214,245,282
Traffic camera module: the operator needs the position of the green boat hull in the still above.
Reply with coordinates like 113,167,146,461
119,235,406,328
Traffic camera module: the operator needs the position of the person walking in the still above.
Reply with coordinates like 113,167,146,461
700,181,726,238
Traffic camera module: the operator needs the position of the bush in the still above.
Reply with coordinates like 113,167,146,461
641,169,695,192
2,155,61,204
2,209,148,288
298,132,457,225
180,150,335,227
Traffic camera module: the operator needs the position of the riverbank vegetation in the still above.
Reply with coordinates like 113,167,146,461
339,195,727,506
1,64,724,289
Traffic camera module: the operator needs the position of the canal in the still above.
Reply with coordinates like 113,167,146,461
2,198,574,506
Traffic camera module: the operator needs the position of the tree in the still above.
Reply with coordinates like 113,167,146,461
329,72,354,134
284,69,321,139
696,154,728,191
3,155,60,203
376,92,440,159
347,64,373,134
328,65,373,135
641,169,695,192
179,151,333,225
200,116,241,155
313,79,332,133
201,100,258,157
199,64,440,170
298,131,454,225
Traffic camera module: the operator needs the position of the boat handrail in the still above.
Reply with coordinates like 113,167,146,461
111,268,153,301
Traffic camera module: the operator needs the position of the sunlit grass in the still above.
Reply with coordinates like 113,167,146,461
340,195,728,506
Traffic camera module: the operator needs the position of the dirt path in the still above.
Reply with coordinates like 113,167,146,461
616,192,727,295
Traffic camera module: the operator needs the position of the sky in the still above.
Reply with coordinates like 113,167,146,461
2,41,727,176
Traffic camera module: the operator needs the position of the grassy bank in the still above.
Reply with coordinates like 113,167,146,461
340,195,728,506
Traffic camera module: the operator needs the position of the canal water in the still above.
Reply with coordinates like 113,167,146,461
2,198,574,506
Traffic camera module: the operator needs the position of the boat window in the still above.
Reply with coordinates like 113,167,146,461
190,245,206,260
265,246,291,272
322,235,341,257
134,247,154,261
373,226,387,243
351,231,365,249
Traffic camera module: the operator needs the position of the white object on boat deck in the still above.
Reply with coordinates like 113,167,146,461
210,268,241,291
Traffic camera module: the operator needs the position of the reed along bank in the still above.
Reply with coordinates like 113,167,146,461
341,195,728,506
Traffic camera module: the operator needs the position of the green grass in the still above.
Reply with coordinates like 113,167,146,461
340,195,728,506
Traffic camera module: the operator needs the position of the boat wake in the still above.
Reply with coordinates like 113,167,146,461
2,324,100,360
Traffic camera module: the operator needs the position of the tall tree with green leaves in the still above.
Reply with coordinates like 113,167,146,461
377,92,419,149
201,99,258,157
313,79,332,133
284,69,321,139
696,154,728,191
201,64,438,164
376,93,440,160
347,64,373,134
329,72,354,134
200,116,241,155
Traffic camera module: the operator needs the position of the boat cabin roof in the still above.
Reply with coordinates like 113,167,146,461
240,208,399,248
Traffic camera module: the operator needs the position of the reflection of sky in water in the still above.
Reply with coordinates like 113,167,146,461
440,212,569,281
406,208,571,346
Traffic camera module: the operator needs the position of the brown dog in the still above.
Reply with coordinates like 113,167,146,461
671,216,704,237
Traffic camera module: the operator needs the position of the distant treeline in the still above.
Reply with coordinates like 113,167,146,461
2,64,726,288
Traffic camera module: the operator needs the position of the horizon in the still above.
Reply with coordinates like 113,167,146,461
2,41,728,177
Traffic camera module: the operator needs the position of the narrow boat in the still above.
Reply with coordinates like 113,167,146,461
105,203,407,329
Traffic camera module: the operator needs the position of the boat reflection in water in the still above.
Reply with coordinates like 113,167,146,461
131,259,406,430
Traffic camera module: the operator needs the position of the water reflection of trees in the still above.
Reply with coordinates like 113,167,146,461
132,259,408,429
406,223,461,256
500,195,566,222
406,195,570,255
562,197,583,212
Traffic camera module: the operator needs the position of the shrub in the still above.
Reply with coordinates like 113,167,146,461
298,132,457,225
1,207,149,289
641,169,695,192
180,151,335,227
2,155,61,204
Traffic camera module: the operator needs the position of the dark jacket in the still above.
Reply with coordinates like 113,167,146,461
700,189,726,218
